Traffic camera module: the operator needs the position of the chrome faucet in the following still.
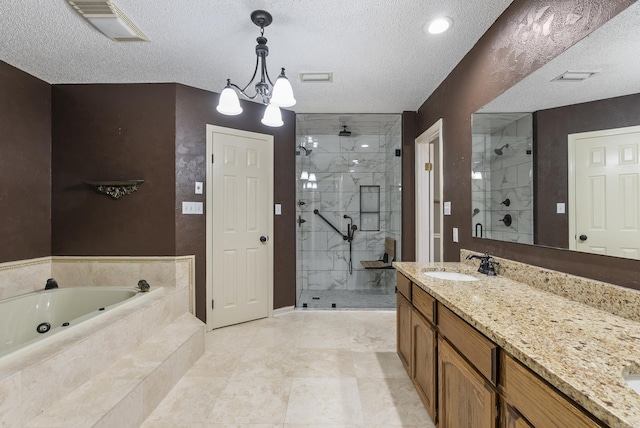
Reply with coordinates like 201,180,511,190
465,252,499,276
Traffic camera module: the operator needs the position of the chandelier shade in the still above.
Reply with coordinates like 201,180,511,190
216,80,243,115
216,10,295,127
261,103,284,127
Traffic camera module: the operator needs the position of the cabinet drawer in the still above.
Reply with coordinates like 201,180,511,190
396,272,412,300
412,284,436,324
502,354,603,428
437,303,498,385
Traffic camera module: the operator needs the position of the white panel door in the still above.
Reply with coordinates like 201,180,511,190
569,125,640,259
206,125,273,330
416,119,444,262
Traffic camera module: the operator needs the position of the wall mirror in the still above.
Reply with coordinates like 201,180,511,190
470,2,640,260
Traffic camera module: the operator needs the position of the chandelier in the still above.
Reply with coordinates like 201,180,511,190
216,10,296,127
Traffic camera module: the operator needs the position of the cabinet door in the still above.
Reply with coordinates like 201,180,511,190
412,309,437,422
504,404,533,428
396,290,412,373
438,337,497,428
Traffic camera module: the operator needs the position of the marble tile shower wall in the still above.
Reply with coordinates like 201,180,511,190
296,133,393,293
472,115,533,244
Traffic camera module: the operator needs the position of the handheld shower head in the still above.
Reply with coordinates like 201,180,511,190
297,145,312,156
494,144,509,156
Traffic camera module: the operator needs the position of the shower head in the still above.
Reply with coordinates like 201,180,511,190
494,144,509,156
339,125,352,137
297,145,312,156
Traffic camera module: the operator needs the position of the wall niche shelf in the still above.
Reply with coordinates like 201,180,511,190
84,180,144,199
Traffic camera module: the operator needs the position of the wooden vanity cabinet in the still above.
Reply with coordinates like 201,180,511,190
411,285,437,422
501,354,604,428
438,336,498,427
503,404,534,428
396,272,412,373
396,271,607,428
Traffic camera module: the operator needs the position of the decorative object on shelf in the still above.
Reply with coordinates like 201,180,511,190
84,180,144,199
216,10,295,127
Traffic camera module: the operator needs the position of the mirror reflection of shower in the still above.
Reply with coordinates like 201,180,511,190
494,143,509,155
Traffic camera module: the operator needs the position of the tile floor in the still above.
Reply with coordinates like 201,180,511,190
142,310,435,427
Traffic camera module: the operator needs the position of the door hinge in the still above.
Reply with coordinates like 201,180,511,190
425,162,433,171
212,154,214,163
211,299,214,309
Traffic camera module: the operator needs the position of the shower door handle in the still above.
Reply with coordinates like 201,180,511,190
260,236,269,243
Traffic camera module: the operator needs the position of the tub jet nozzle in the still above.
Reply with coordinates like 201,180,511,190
45,278,59,290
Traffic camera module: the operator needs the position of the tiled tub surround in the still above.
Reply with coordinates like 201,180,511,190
296,115,402,306
472,113,533,244
0,256,203,427
0,256,195,313
394,259,640,428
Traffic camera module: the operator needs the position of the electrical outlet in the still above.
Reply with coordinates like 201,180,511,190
557,203,566,214
275,204,282,215
453,227,459,242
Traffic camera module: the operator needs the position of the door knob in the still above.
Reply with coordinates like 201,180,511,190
260,236,268,243
579,234,588,241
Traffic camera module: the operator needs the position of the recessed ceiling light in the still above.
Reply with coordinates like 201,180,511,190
425,17,453,35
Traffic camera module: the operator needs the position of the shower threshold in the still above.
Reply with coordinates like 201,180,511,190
297,289,395,310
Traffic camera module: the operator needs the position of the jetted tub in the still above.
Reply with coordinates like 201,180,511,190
0,286,146,357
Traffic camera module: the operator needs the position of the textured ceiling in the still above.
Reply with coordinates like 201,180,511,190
481,1,640,113
0,1,514,114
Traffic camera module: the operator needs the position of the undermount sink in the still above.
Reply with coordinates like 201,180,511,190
423,271,479,282
624,373,640,395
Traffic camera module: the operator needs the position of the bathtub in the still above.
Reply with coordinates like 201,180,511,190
0,286,145,357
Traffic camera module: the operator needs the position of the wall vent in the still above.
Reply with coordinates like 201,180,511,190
67,0,149,41
552,71,598,82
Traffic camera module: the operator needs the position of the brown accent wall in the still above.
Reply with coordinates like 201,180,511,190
51,83,296,321
401,111,417,261
405,0,640,289
0,61,51,262
175,84,296,319
51,84,177,256
535,93,640,248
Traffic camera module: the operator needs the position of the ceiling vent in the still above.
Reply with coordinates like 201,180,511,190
67,0,149,41
299,72,333,83
552,71,598,82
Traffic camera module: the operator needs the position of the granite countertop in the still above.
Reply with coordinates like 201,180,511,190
394,261,640,428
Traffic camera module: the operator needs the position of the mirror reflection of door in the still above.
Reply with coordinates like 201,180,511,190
416,119,443,262
569,125,640,259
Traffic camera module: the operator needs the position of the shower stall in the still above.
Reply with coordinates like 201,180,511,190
471,113,534,243
295,114,402,309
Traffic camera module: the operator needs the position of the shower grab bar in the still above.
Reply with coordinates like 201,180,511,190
313,209,348,241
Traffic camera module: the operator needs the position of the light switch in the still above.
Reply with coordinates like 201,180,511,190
182,202,203,215
195,182,203,194
557,203,566,214
444,201,452,216
275,204,282,215
453,227,459,243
